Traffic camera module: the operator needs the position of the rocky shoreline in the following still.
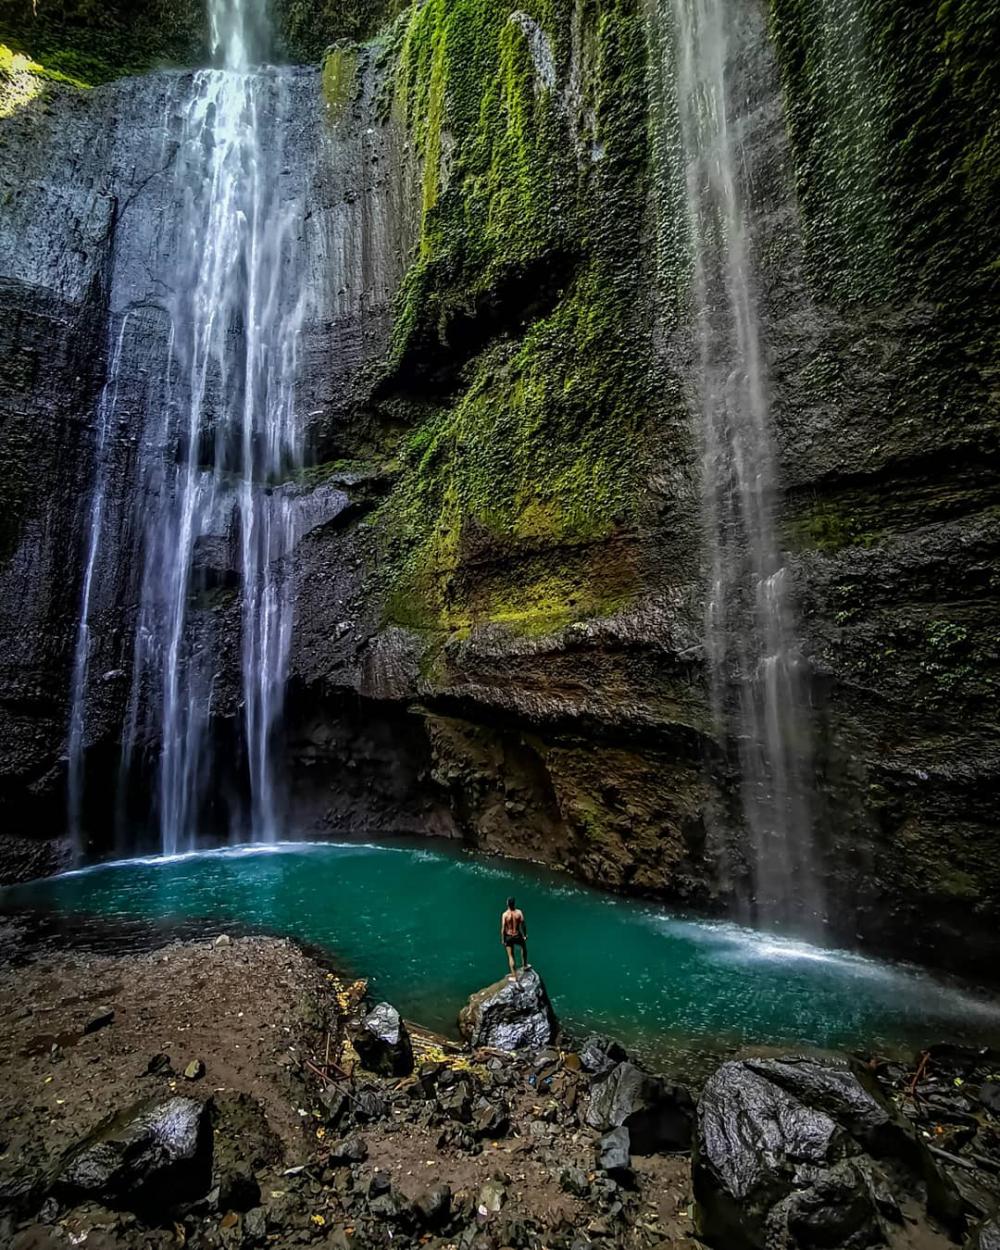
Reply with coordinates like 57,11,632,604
1,936,1000,1250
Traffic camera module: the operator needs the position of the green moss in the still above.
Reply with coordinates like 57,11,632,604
768,0,1000,314
273,0,401,62
786,504,883,554
373,0,658,637
296,457,391,486
0,0,207,83
321,44,358,123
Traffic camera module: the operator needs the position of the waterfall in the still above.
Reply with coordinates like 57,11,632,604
66,319,131,858
666,0,823,930
67,0,307,856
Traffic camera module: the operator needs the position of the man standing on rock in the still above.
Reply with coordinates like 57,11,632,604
501,896,529,978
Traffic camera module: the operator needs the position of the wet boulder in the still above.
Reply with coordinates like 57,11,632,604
967,1214,1000,1250
580,1035,629,1078
353,1002,414,1077
597,1127,633,1184
693,1055,963,1250
585,1061,692,1154
51,1096,213,1217
458,968,558,1051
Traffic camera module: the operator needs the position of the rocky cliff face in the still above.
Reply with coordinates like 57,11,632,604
1,0,998,977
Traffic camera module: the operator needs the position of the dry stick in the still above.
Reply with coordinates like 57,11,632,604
908,1052,930,1101
928,1143,1000,1175
303,1057,362,1104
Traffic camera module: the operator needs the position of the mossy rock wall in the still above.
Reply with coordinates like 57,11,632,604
368,0,680,642
0,0,207,82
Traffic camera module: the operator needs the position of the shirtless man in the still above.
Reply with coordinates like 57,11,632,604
501,896,529,978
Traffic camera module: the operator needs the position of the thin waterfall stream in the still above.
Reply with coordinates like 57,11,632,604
66,0,308,857
668,0,822,932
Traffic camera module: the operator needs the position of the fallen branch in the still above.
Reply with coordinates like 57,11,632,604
925,1145,990,1170
303,1057,360,1104
908,1052,930,1101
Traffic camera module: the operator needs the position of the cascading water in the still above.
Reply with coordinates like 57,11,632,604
66,320,132,855
666,0,823,931
67,0,307,856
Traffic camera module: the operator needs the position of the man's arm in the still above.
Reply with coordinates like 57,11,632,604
518,910,527,937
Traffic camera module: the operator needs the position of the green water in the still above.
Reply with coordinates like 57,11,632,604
4,841,999,1072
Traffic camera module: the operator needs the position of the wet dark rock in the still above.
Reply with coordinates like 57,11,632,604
83,1007,114,1035
560,1166,590,1198
414,1182,451,1227
438,1079,475,1123
352,1086,387,1123
585,1062,692,1154
967,1214,1000,1250
51,1095,213,1216
458,969,558,1051
328,1134,368,1165
579,1037,629,1079
353,1002,414,1077
439,1124,479,1153
141,1053,173,1078
694,1055,963,1250
320,1085,351,1128
243,1206,268,1244
597,1127,632,1183
369,1170,392,1199
369,1190,410,1222
980,1084,1000,1116
473,1100,509,1140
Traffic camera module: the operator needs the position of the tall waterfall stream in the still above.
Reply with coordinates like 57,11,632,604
67,0,308,856
668,0,821,931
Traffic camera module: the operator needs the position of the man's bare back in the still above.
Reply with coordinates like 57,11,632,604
501,896,529,977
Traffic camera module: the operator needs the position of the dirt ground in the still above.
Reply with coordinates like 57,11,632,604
0,930,698,1249
0,936,329,1176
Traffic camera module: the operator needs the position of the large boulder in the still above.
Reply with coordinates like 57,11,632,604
585,1061,693,1153
458,968,558,1051
353,1002,414,1076
51,1096,213,1217
694,1055,963,1250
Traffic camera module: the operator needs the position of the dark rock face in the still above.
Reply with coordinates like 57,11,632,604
52,1095,213,1216
693,1056,962,1250
585,1061,692,1155
353,1002,414,1077
457,969,558,1051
